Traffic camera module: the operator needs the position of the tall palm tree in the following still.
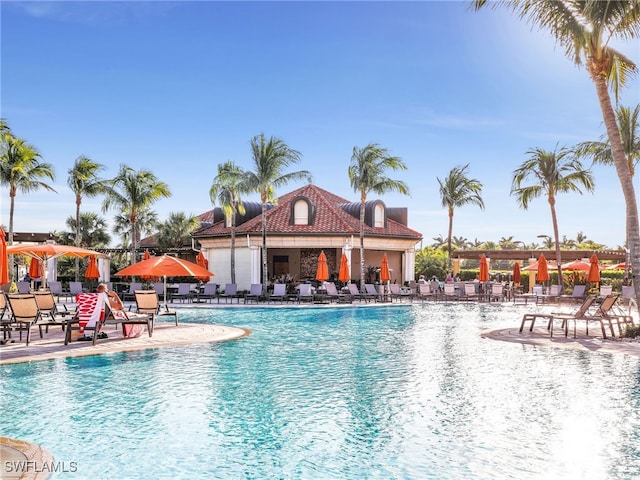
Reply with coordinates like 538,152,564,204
67,155,108,280
157,212,201,248
473,0,640,306
511,146,595,285
112,208,159,250
348,143,409,289
575,104,640,280
102,164,171,263
60,212,111,248
210,161,248,284
244,134,311,287
437,164,484,271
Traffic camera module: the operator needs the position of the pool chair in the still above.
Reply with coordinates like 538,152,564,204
47,280,68,302
559,284,586,304
16,281,31,294
5,294,43,346
546,295,598,338
389,283,412,302
195,283,218,303
32,290,70,336
296,284,314,303
65,292,108,346
121,282,142,302
218,284,240,304
171,283,193,303
489,283,505,302
324,282,351,303
68,281,84,297
347,283,372,303
599,285,613,297
364,284,385,302
268,283,288,304
416,283,435,302
442,283,458,301
244,284,264,304
133,289,176,327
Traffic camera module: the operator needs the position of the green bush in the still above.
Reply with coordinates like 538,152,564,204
623,325,640,339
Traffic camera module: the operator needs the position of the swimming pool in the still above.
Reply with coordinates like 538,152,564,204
2,303,639,479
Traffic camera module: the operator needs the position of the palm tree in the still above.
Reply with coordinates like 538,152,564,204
575,104,640,279
473,0,640,311
210,161,248,284
348,143,409,289
60,212,111,248
437,164,484,271
244,134,311,287
67,155,108,280
156,212,201,249
511,146,595,285
102,164,171,263
112,208,159,250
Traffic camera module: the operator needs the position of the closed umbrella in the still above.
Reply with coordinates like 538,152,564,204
28,258,43,280
512,262,521,285
0,227,7,286
380,254,391,283
195,251,211,283
587,254,601,283
536,254,549,283
85,256,100,279
115,254,215,306
338,253,350,283
316,251,329,282
478,254,489,282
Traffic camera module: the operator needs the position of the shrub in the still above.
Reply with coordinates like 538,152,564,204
623,325,640,339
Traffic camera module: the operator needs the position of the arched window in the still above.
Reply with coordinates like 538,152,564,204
294,200,309,225
374,203,385,228
225,214,232,228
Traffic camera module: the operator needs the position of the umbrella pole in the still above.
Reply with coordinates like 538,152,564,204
163,275,168,308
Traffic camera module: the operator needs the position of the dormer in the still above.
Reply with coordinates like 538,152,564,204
289,196,316,225
341,200,387,228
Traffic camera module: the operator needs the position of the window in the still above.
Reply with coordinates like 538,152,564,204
374,203,384,228
294,200,309,225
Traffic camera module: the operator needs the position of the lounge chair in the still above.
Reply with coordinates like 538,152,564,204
546,295,598,338
268,283,288,304
105,298,154,338
462,283,480,302
195,283,218,303
5,293,43,346
244,284,264,304
153,282,166,301
121,282,142,302
416,283,435,302
17,281,31,294
559,284,586,304
442,283,458,301
296,284,314,303
171,283,193,303
47,280,67,302
347,283,371,303
389,283,413,302
0,292,12,343
32,290,70,336
133,289,177,326
489,283,505,302
364,284,385,302
218,284,240,304
324,282,351,303
69,281,84,297
599,285,613,297
65,292,108,345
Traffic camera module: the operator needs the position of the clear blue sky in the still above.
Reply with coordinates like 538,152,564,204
2,1,639,249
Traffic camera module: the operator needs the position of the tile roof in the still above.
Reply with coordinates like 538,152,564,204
194,184,422,240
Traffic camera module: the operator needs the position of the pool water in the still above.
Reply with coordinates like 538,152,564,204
2,304,640,479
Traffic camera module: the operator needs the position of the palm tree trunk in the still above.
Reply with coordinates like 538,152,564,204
447,207,454,272
549,200,563,286
261,199,268,287
589,69,640,301
131,221,137,266
8,190,15,282
359,196,366,291
75,199,81,282
230,212,236,285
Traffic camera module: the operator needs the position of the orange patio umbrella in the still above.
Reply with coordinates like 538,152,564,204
85,255,100,280
536,254,549,283
140,249,159,282
338,253,350,283
561,259,591,271
316,251,329,282
587,253,601,283
380,254,391,283
195,251,210,282
115,254,215,306
478,254,489,282
0,226,8,286
29,257,43,280
606,262,629,270
512,262,521,285
6,243,106,289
